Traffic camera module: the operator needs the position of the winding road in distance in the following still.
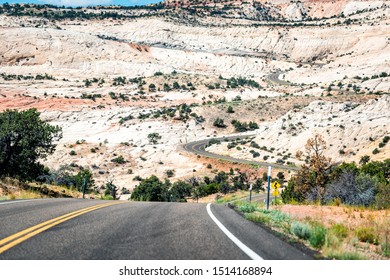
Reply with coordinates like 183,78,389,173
0,199,314,260
183,135,300,171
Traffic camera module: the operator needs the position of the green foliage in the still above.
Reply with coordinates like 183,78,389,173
330,223,349,239
376,183,390,209
309,225,327,248
359,155,370,165
131,175,169,202
147,132,162,144
213,117,227,128
165,169,175,178
355,227,378,244
0,108,62,180
231,120,259,132
104,180,118,200
245,212,272,225
290,221,311,240
169,180,192,202
207,138,221,147
360,160,389,184
240,203,256,213
202,182,220,195
148,83,156,92
102,195,114,200
73,169,94,193
281,179,304,203
327,251,364,260
227,105,235,113
111,155,126,164
226,77,261,89
330,162,359,179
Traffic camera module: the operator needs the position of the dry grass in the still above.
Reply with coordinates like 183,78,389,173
279,204,390,259
231,199,390,259
0,178,82,201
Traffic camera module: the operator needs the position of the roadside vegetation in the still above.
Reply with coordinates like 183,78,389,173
215,134,390,260
0,109,113,200
130,167,265,202
230,199,390,260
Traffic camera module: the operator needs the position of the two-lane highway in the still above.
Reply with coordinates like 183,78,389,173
0,199,313,260
183,135,300,171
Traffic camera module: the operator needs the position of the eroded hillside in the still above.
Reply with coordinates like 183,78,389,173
0,2,388,192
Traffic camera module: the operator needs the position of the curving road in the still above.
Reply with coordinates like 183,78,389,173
0,199,314,260
267,71,292,86
183,135,300,171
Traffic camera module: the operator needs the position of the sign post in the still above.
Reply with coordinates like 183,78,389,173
266,166,272,210
82,178,86,199
249,183,253,202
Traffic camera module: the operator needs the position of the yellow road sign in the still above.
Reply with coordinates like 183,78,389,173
272,190,279,197
271,181,281,190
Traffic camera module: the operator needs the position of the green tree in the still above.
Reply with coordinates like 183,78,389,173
213,118,227,128
359,155,370,165
0,108,62,180
131,175,168,201
169,180,192,202
147,132,162,144
227,105,235,113
104,179,118,200
74,169,94,193
293,134,332,201
148,83,156,92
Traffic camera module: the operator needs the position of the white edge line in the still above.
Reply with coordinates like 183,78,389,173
206,203,264,260
0,199,38,205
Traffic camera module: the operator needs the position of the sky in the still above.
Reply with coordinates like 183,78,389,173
0,0,162,7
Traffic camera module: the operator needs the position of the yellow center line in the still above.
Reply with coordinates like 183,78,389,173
0,201,127,254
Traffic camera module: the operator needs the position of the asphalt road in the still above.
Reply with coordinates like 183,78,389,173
0,199,313,260
183,135,300,171
266,71,292,86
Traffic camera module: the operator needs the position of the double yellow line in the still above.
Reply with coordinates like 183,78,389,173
0,201,125,254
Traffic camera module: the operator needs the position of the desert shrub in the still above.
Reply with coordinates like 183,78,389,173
257,210,291,231
213,117,227,128
133,175,143,181
290,221,311,240
202,182,220,195
324,171,378,206
355,227,378,244
309,225,327,248
281,179,304,203
240,203,256,213
376,183,390,209
382,242,390,257
169,180,192,202
327,251,364,260
245,212,271,225
165,169,174,178
360,160,389,184
227,105,235,113
111,155,126,164
330,223,349,239
131,175,169,202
